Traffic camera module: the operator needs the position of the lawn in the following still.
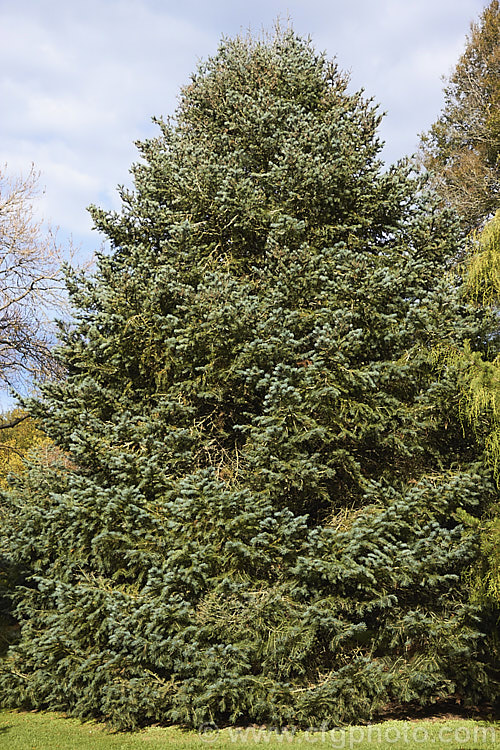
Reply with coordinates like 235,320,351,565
0,710,498,749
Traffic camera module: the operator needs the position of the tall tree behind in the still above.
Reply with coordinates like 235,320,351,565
420,2,500,611
420,0,500,231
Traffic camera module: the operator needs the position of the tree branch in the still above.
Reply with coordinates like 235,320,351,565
0,413,30,430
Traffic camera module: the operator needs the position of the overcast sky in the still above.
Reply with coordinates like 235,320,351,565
0,0,487,259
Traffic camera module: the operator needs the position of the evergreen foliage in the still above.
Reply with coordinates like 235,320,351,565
0,28,498,729
462,212,500,610
435,212,500,612
468,210,500,306
0,412,52,656
419,0,500,629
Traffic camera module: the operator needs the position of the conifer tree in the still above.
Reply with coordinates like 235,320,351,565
0,28,498,729
440,211,500,611
419,1,500,619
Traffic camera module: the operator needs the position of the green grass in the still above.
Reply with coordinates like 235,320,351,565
0,711,500,750
0,711,499,749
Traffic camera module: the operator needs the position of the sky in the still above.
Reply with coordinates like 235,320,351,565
0,0,488,262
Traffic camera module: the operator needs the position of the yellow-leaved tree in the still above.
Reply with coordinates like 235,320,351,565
0,409,50,489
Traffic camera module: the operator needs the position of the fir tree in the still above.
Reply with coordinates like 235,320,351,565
0,28,498,729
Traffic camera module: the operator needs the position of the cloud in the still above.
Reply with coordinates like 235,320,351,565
0,0,217,251
0,0,487,256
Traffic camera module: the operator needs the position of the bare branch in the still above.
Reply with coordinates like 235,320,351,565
0,414,30,431
0,164,72,392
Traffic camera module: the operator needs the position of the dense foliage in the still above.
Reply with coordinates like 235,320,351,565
0,410,51,655
0,29,498,729
0,410,50,489
419,0,500,231
419,1,500,626
438,212,500,612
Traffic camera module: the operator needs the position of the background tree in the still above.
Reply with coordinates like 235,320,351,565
420,2,500,615
0,164,70,661
419,0,500,231
0,164,66,398
0,409,49,489
453,210,500,478
438,210,500,612
0,29,498,729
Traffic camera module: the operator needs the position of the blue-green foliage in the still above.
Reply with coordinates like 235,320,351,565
0,29,498,728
